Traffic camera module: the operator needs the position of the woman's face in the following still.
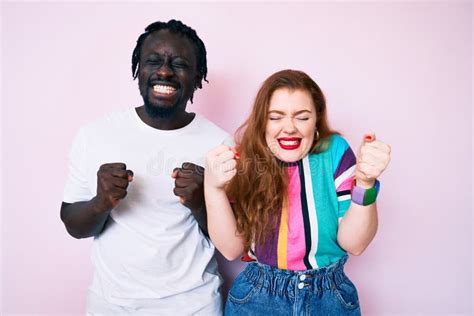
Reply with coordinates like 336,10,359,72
265,88,317,163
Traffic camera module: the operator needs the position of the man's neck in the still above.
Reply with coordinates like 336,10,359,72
135,106,195,130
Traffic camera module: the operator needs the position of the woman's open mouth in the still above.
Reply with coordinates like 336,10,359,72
277,137,301,150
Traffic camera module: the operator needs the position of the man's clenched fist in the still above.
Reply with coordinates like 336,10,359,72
95,163,134,212
172,162,205,212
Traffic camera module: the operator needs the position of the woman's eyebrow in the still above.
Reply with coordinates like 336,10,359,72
268,110,312,115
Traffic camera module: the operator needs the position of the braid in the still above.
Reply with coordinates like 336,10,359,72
131,19,208,90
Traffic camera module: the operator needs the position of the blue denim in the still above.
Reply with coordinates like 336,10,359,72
225,256,361,315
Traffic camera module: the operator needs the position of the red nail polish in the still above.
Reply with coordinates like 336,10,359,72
364,135,374,142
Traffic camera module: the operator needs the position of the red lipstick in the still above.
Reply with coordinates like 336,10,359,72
278,137,301,150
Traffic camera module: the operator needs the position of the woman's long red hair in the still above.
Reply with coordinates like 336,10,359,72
226,70,338,251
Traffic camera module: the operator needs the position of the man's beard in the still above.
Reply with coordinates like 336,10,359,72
143,90,179,118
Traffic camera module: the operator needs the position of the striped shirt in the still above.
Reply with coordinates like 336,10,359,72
249,135,356,270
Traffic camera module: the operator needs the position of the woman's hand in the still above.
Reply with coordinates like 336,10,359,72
355,133,391,188
205,145,238,190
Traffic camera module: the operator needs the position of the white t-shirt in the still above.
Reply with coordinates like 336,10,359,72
63,108,231,315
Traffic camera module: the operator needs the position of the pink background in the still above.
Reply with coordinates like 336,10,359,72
1,1,472,315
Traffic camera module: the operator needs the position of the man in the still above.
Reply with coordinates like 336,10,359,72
61,20,229,315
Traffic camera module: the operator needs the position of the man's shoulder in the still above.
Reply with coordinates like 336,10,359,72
80,108,135,133
194,113,231,139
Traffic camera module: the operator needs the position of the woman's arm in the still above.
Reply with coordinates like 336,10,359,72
205,145,245,261
337,190,378,256
205,186,245,260
337,134,391,256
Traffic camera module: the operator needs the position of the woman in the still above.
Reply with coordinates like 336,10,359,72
205,70,391,315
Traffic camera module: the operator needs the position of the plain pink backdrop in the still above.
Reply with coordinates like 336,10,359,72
1,1,472,315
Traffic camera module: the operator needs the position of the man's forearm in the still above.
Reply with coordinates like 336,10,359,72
190,206,209,237
60,197,111,239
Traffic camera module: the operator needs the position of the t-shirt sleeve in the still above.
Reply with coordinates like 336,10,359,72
63,127,94,203
331,136,356,218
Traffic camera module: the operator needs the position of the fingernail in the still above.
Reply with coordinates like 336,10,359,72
235,152,241,160
364,134,374,142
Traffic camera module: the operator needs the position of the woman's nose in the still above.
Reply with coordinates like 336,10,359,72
282,118,297,134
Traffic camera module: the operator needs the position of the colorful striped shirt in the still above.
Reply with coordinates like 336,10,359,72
249,135,356,270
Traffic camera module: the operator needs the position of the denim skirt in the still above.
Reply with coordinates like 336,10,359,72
224,255,360,316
